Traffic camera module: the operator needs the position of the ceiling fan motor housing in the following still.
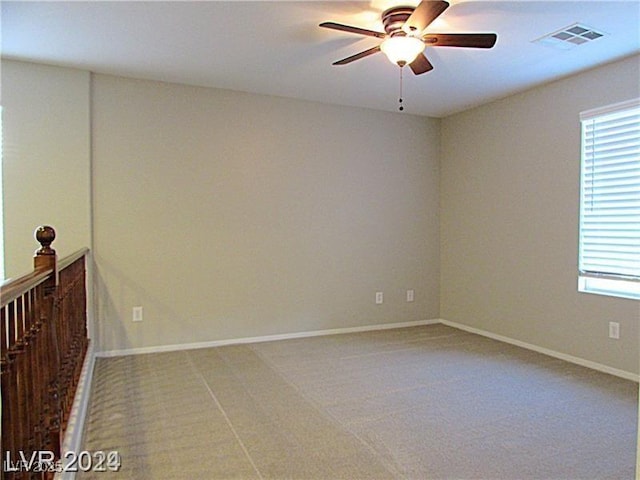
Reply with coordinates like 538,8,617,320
382,6,416,36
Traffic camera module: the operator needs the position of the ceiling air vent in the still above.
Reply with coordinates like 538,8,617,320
533,23,606,50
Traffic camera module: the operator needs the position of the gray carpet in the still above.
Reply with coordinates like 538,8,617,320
79,324,638,479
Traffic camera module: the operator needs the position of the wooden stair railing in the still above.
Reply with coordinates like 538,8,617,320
1,227,89,479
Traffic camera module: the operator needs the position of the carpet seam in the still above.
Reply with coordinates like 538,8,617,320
184,350,264,480
249,344,408,480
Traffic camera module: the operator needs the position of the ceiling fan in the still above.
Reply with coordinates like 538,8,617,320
320,0,497,75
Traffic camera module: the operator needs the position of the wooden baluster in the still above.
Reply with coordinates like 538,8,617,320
26,291,44,480
35,285,53,469
21,293,35,473
75,259,88,415
31,288,45,472
71,260,83,423
4,302,18,480
26,286,46,477
76,259,87,422
1,304,16,480
60,265,72,431
11,297,30,480
58,289,69,432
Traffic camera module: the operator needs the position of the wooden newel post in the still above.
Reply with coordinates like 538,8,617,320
34,225,63,457
34,225,58,287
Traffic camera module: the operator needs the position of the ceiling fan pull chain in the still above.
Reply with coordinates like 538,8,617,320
398,66,404,112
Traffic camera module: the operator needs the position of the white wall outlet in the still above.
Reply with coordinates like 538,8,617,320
406,289,415,302
133,306,143,322
608,321,620,339
375,292,384,304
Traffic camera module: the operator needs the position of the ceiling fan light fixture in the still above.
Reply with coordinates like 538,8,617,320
380,36,425,66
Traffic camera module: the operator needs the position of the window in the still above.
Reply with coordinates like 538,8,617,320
578,99,640,300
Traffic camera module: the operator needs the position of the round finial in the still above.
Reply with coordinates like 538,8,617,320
35,225,56,255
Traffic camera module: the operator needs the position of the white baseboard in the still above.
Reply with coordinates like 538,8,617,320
439,318,639,382
96,319,440,358
55,343,96,480
95,318,638,382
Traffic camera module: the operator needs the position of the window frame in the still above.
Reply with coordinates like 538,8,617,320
578,98,640,301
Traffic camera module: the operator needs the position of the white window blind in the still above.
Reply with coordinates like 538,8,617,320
578,99,640,299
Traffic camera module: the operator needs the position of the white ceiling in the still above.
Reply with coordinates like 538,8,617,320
2,0,639,117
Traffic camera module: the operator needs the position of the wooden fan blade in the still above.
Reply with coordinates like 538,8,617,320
319,22,386,39
409,53,434,75
403,0,449,34
333,46,382,65
423,33,497,48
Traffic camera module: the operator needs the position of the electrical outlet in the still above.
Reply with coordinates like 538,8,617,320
406,289,415,302
608,321,620,339
375,292,384,304
133,306,143,322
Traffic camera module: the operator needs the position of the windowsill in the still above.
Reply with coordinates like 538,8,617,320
578,276,640,301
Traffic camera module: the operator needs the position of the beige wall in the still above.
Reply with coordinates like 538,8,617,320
91,74,441,352
3,56,637,375
440,55,640,374
1,60,91,279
